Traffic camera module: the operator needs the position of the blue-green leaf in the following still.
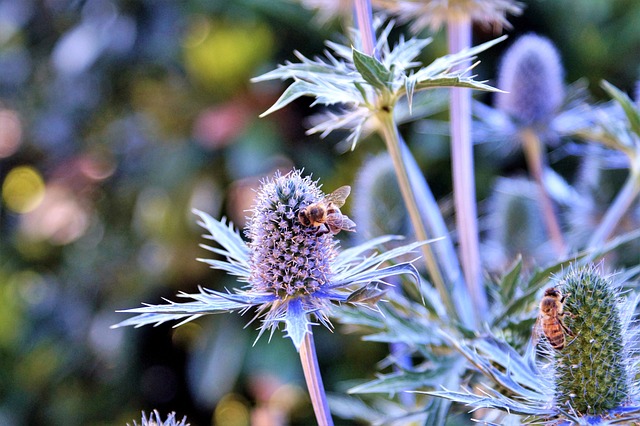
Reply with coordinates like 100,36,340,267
352,48,392,92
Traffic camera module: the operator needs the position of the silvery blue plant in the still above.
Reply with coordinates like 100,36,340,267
114,169,426,425
252,13,508,328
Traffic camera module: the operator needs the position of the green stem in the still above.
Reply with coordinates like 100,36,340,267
447,16,486,323
377,111,457,321
521,128,567,256
299,332,333,426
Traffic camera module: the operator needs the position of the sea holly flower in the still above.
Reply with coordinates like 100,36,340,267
113,169,424,350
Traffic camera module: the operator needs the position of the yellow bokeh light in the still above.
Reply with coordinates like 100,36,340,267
214,394,250,426
2,166,46,213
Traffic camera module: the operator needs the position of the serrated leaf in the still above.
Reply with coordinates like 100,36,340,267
424,388,555,417
349,361,456,394
601,80,640,137
353,48,392,92
258,79,317,117
414,76,500,92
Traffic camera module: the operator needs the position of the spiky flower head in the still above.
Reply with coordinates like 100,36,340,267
245,170,336,298
377,0,523,32
552,264,632,415
128,410,189,426
114,169,423,350
496,34,565,129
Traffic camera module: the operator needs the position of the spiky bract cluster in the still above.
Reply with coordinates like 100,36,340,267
554,265,629,414
496,34,564,128
379,0,523,32
246,170,336,297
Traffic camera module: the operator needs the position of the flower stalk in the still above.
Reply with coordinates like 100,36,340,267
521,127,567,256
447,15,487,321
377,110,457,321
354,0,376,57
300,332,334,426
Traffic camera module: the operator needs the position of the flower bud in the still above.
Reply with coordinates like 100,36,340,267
496,34,564,127
553,265,630,414
352,153,410,240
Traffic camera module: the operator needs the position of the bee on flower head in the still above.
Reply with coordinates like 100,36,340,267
298,185,356,236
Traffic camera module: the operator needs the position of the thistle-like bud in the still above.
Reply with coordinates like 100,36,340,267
484,177,552,269
352,153,410,240
553,265,630,414
245,169,337,297
496,34,565,128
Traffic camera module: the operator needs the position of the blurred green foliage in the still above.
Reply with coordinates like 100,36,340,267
0,0,639,425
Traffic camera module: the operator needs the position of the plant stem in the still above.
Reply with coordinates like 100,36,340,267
299,331,333,426
588,168,640,248
447,16,487,322
378,111,457,322
521,128,567,256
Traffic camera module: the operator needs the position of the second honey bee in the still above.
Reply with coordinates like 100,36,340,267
537,287,574,350
298,185,356,236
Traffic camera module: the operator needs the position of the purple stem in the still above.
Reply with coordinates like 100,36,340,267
447,17,486,322
353,0,376,56
299,331,334,426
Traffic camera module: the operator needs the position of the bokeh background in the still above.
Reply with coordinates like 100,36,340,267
0,0,638,425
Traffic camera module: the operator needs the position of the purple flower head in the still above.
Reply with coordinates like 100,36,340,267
496,34,565,128
246,170,335,297
113,169,423,350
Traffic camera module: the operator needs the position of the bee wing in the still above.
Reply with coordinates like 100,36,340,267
341,215,356,231
324,185,351,207
532,315,543,347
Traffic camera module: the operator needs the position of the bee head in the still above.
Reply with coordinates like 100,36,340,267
309,205,325,217
544,287,561,299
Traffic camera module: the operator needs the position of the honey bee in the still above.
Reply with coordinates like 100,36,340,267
537,287,574,350
298,185,356,236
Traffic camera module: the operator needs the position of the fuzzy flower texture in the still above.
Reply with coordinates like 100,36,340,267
113,169,423,350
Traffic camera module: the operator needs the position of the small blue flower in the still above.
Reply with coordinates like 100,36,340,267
113,169,423,350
